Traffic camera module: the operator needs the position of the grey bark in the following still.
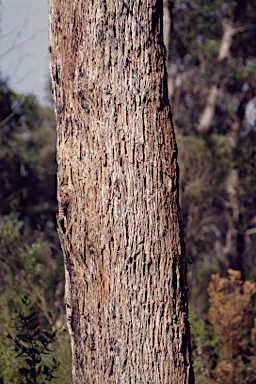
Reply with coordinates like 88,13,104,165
49,1,193,383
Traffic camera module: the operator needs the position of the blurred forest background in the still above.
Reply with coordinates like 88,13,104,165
0,0,256,383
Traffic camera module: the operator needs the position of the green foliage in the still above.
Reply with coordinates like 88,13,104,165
0,213,64,329
49,331,72,384
189,309,216,384
0,214,72,383
0,80,57,232
6,296,60,384
0,295,72,384
0,342,21,384
0,79,71,383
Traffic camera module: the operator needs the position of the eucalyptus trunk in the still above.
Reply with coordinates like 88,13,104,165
49,1,193,383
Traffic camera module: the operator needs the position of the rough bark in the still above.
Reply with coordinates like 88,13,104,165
49,1,193,383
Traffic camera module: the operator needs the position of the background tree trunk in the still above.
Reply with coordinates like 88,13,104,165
197,21,234,134
197,0,249,134
49,1,193,383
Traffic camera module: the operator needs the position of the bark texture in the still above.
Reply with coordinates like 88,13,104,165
49,1,193,383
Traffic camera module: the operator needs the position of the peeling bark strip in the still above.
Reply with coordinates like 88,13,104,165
49,1,193,383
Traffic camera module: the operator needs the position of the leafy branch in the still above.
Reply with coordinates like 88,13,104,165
6,296,60,384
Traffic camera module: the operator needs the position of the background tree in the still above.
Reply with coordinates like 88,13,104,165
49,0,193,383
163,0,256,315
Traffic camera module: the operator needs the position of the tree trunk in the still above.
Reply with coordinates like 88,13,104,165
49,1,193,383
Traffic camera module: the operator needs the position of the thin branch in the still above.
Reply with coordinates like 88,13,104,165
246,227,256,236
0,328,8,336
0,102,22,129
0,32,39,60
233,24,256,34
